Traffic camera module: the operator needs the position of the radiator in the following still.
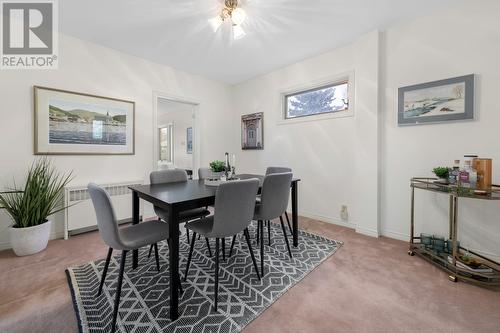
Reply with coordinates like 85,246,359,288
63,180,143,239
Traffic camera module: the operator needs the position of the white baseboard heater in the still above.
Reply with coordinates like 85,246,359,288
64,180,143,239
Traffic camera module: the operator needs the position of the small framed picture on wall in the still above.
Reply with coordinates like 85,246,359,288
241,112,263,150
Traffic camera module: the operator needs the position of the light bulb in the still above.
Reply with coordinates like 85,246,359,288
231,8,246,25
209,16,223,32
233,24,246,40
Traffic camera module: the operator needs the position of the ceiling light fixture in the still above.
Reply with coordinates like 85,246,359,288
210,0,247,39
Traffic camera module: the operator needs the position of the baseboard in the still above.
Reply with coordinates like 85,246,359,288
0,230,65,252
298,210,355,229
381,229,409,242
355,225,379,238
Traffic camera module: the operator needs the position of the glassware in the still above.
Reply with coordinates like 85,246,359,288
432,235,445,255
420,233,433,250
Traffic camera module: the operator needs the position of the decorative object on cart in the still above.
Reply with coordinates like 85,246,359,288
432,235,446,255
34,86,135,155
448,160,461,184
473,158,492,190
241,112,263,150
398,74,475,126
446,239,460,254
0,158,73,256
432,167,450,183
409,177,500,285
186,127,193,154
420,233,432,250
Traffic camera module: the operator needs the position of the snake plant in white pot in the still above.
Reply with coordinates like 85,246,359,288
0,159,73,256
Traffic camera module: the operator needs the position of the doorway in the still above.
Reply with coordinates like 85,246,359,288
153,93,199,178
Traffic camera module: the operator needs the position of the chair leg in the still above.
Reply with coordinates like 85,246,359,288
111,250,127,333
184,231,197,281
205,237,212,257
279,215,293,258
148,244,153,258
228,235,237,257
259,220,264,276
267,220,271,246
154,243,160,271
214,238,219,311
222,238,226,261
285,211,293,236
256,222,260,244
98,247,113,296
244,229,261,280
185,227,190,244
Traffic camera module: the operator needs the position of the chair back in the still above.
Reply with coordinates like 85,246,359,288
211,178,260,238
266,166,292,175
150,169,188,218
88,183,123,249
198,167,212,180
150,169,187,185
259,172,293,220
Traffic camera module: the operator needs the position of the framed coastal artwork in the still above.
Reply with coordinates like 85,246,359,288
398,74,475,126
34,86,135,155
186,127,193,154
241,112,263,150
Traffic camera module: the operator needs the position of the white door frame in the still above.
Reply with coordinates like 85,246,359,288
152,91,201,178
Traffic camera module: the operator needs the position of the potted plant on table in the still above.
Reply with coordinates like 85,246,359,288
0,159,73,256
209,160,226,179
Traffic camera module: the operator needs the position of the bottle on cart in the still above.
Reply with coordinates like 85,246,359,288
448,160,461,184
459,160,477,189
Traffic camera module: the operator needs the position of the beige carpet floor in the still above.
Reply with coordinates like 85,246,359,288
0,217,499,333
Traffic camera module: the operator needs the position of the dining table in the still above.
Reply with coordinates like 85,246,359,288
128,173,301,320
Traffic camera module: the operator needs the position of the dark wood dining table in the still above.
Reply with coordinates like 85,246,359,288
128,174,300,320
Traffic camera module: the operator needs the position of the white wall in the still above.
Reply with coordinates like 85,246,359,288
0,34,236,249
380,0,500,258
232,31,380,236
231,0,500,258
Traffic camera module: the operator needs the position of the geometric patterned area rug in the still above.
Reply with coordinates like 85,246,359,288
66,221,342,333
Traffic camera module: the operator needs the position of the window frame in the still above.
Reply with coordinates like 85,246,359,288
279,71,355,125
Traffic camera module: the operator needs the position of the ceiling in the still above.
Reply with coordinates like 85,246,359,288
60,0,458,84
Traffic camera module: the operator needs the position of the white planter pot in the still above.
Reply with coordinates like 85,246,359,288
210,171,224,179
9,220,52,256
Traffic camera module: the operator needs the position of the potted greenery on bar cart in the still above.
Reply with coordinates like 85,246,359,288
0,159,73,256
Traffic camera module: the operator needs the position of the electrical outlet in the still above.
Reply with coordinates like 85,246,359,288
340,205,348,221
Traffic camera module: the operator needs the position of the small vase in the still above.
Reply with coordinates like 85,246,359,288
9,220,52,256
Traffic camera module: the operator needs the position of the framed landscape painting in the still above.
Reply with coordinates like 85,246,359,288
34,86,135,155
398,74,475,126
241,112,263,150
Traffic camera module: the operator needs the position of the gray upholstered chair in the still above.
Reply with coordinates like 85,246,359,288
261,166,293,238
198,167,212,180
149,169,212,255
253,172,293,275
88,183,183,333
184,178,261,311
266,166,292,175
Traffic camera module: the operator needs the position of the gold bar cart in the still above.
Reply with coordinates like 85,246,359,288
409,177,500,286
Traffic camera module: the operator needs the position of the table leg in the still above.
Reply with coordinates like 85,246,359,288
291,181,299,247
408,185,415,256
168,206,180,321
132,190,139,269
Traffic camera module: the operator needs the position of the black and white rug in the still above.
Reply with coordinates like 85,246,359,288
66,221,342,333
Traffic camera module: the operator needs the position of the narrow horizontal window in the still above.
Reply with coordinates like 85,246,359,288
284,81,349,119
